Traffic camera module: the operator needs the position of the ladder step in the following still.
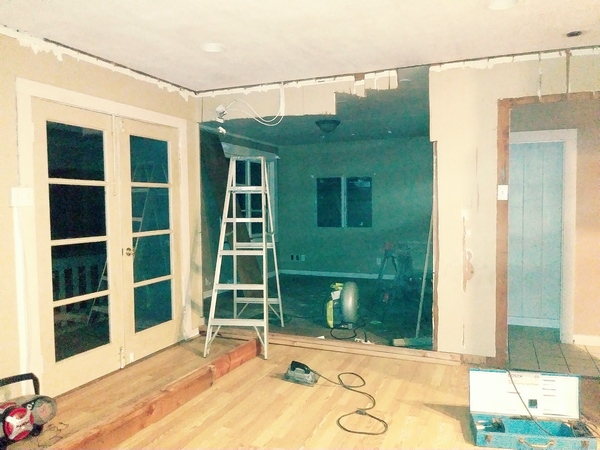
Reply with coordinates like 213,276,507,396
91,305,108,314
214,283,267,290
208,318,266,327
220,249,264,256
229,186,264,193
235,297,281,305
133,217,143,223
224,217,264,223
232,242,274,250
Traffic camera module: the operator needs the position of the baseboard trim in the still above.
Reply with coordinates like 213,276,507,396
572,334,600,347
507,317,559,328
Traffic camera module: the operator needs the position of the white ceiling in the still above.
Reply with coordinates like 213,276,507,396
1,0,598,145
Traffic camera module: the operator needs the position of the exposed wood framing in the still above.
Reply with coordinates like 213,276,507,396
491,91,599,368
213,329,463,365
432,141,439,352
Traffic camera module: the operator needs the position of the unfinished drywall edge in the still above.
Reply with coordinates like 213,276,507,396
430,47,600,72
0,26,197,101
199,69,400,119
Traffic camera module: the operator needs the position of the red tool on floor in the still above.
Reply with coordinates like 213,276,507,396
0,373,57,450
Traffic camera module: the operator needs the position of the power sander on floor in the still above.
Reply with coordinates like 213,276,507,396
284,361,319,387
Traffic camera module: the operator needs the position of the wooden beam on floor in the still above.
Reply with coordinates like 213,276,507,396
214,330,462,365
55,339,260,450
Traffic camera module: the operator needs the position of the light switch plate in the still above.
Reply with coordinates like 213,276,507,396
497,185,508,201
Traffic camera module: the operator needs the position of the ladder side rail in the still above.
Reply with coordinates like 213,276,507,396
259,157,269,358
231,158,241,318
204,159,237,357
262,159,284,326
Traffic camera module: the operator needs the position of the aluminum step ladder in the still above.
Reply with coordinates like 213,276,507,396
204,156,283,359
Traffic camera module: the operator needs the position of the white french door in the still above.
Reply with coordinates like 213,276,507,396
120,118,182,360
31,99,182,396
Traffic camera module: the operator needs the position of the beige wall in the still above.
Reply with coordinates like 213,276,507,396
430,51,600,356
0,32,202,380
277,137,433,277
511,99,600,338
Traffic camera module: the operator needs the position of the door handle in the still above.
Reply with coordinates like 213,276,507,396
125,247,135,256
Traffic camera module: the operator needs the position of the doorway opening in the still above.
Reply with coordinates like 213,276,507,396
496,94,600,377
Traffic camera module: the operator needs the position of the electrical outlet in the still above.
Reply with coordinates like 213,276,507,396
301,254,305,261
376,257,382,266
295,254,300,261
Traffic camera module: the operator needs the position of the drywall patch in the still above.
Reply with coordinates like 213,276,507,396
1,25,196,101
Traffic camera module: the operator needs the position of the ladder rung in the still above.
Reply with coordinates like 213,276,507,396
233,242,273,250
224,217,264,223
133,217,143,222
235,297,281,305
229,186,264,193
208,318,266,327
91,305,108,314
220,249,264,256
132,187,149,193
214,283,266,290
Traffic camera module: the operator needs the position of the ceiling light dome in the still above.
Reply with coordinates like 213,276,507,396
315,118,341,134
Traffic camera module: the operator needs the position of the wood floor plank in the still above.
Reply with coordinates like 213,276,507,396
12,336,600,450
115,344,481,449
10,336,242,450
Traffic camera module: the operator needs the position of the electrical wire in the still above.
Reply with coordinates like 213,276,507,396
221,85,285,127
329,327,357,340
310,369,388,436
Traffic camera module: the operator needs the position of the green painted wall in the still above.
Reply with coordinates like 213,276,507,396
277,136,433,278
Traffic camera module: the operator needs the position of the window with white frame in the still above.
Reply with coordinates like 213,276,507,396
234,156,277,240
317,176,372,228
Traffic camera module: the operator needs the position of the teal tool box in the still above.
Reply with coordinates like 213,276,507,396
469,368,597,450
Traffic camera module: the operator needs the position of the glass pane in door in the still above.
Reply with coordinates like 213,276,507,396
46,122,109,361
129,136,172,333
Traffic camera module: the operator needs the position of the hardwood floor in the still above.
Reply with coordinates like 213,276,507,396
11,334,600,449
11,337,242,450
118,342,476,449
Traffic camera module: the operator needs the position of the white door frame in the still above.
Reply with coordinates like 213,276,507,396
15,78,192,381
509,129,577,344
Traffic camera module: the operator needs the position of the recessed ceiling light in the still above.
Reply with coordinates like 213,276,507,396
566,30,583,38
202,43,225,53
488,0,517,10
